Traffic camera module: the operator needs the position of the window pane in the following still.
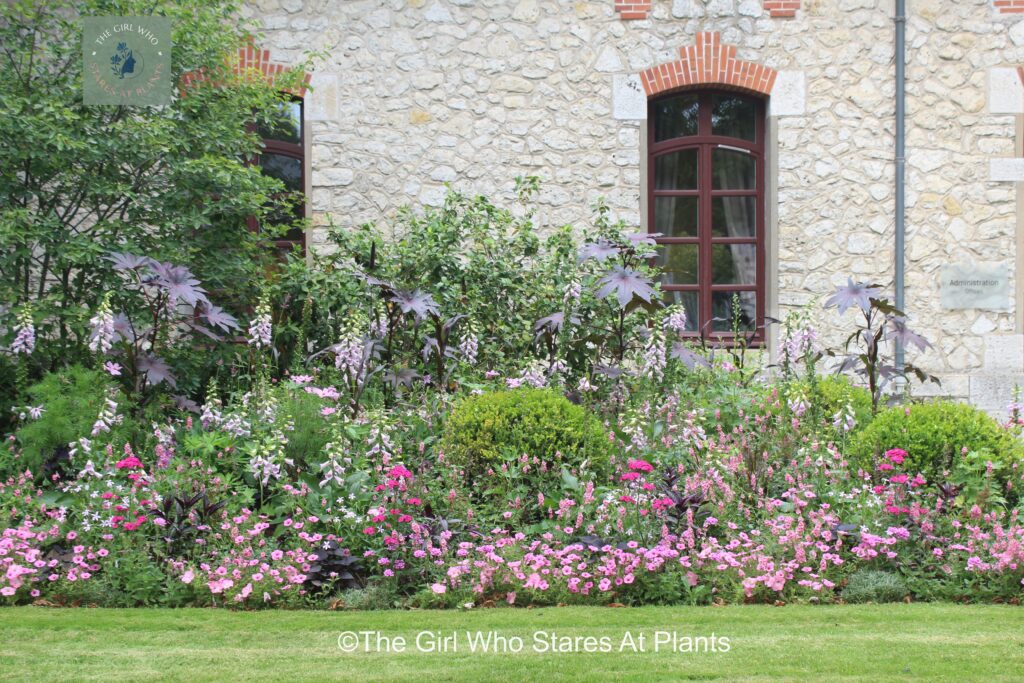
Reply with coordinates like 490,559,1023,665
711,196,756,237
653,94,699,142
663,290,698,331
711,291,757,332
281,225,305,241
655,244,698,285
712,244,757,285
712,148,755,189
257,100,302,143
260,153,302,192
711,95,756,142
264,201,305,227
654,197,698,237
654,150,698,190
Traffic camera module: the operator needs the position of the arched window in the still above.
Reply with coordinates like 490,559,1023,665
648,90,766,343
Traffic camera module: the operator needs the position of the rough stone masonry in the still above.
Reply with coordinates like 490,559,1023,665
242,0,1024,413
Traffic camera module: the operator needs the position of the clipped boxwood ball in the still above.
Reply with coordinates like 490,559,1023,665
848,401,1020,480
441,387,612,481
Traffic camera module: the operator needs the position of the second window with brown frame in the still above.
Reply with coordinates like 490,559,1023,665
252,97,306,255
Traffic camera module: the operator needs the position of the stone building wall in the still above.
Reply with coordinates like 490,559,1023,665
243,0,1024,411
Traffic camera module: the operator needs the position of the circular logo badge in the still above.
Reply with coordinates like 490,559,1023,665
110,41,145,81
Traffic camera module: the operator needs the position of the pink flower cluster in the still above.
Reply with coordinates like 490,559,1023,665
872,449,929,516
176,509,342,606
0,522,107,599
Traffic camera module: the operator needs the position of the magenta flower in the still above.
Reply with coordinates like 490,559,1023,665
387,465,413,479
115,455,143,470
885,448,907,465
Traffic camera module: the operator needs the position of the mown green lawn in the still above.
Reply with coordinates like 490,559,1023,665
1,604,1022,682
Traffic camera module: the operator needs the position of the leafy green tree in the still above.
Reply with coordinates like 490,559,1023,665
0,0,313,376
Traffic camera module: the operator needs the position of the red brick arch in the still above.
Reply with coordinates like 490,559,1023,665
614,1,800,20
996,0,1024,13
180,43,311,97
639,32,777,98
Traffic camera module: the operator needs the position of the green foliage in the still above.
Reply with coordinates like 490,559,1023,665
442,388,612,483
841,570,908,604
59,542,177,607
277,386,332,470
298,183,575,375
805,375,874,432
334,583,403,611
10,365,134,476
0,356,17,434
621,571,713,607
950,449,1011,510
849,401,1019,479
779,374,869,444
279,188,668,396
0,0,315,380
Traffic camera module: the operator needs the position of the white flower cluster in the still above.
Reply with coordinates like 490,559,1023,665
318,438,352,489
247,428,292,486
91,388,124,437
639,326,666,381
89,295,116,354
663,305,689,337
458,333,478,365
831,403,857,433
506,360,564,389
365,425,395,464
10,307,35,355
247,300,273,349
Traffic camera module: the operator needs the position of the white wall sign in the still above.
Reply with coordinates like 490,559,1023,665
940,262,1010,310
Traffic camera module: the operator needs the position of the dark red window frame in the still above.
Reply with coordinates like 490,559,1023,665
248,97,306,255
647,89,766,345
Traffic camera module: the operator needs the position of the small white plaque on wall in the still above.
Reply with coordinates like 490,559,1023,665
769,71,805,117
305,72,338,122
990,158,1024,182
988,68,1024,114
940,262,1010,310
612,74,647,121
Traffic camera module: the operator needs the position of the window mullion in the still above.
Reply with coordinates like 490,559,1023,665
701,142,712,336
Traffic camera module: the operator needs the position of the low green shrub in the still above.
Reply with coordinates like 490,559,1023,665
841,570,908,604
441,387,612,483
848,401,1019,479
334,583,402,610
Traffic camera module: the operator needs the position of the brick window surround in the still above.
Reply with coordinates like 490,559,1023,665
614,1,800,20
182,44,311,254
639,32,778,98
180,43,311,97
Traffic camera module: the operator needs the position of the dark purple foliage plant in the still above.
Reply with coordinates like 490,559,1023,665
824,278,938,412
534,201,663,386
94,252,239,403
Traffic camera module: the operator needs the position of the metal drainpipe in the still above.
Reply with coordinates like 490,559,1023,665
894,0,906,371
